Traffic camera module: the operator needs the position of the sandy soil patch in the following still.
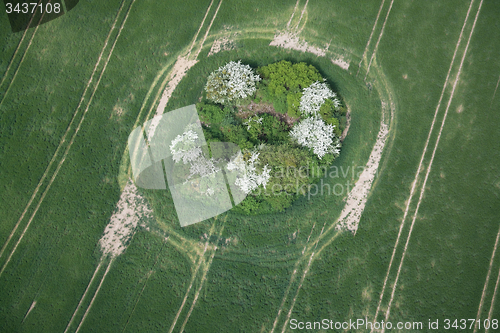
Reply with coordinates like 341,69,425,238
270,32,326,57
331,57,350,71
99,180,153,258
336,120,389,233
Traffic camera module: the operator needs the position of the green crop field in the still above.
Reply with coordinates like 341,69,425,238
0,0,499,332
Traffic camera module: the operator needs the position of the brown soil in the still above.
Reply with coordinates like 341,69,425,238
236,101,300,128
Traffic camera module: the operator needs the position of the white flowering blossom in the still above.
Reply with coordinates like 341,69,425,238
169,129,221,196
205,60,261,104
299,81,340,116
243,116,263,130
290,116,340,159
170,130,202,164
226,151,271,194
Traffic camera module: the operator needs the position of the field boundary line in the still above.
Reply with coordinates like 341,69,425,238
0,0,44,89
382,1,483,329
270,222,316,333
0,0,50,110
187,0,215,57
63,261,104,333
0,0,128,262
364,0,394,80
486,261,500,333
0,0,135,277
475,223,500,333
168,223,216,333
179,225,225,333
370,0,477,326
357,0,386,76
74,260,113,333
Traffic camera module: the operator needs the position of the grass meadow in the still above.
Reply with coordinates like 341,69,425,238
0,0,499,332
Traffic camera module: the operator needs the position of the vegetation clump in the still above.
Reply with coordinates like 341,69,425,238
192,60,347,214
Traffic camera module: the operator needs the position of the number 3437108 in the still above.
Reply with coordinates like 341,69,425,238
5,2,61,14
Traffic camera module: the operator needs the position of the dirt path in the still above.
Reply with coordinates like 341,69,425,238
381,2,484,330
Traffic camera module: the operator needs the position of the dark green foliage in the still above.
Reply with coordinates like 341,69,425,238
197,102,229,124
246,114,289,144
257,60,325,119
257,60,323,97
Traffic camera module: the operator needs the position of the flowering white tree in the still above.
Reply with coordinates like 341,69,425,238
169,129,220,181
289,116,340,159
205,60,261,104
299,81,340,116
226,151,271,194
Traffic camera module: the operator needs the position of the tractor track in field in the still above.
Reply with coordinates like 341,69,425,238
121,238,168,333
168,223,217,333
486,264,500,333
490,73,500,108
475,223,500,333
270,223,316,333
179,225,225,333
280,224,327,333
286,0,301,29
0,0,48,110
376,1,484,330
0,0,133,276
263,3,396,331
0,0,44,90
357,0,386,76
364,0,395,80
371,0,478,325
74,260,114,333
63,261,104,333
